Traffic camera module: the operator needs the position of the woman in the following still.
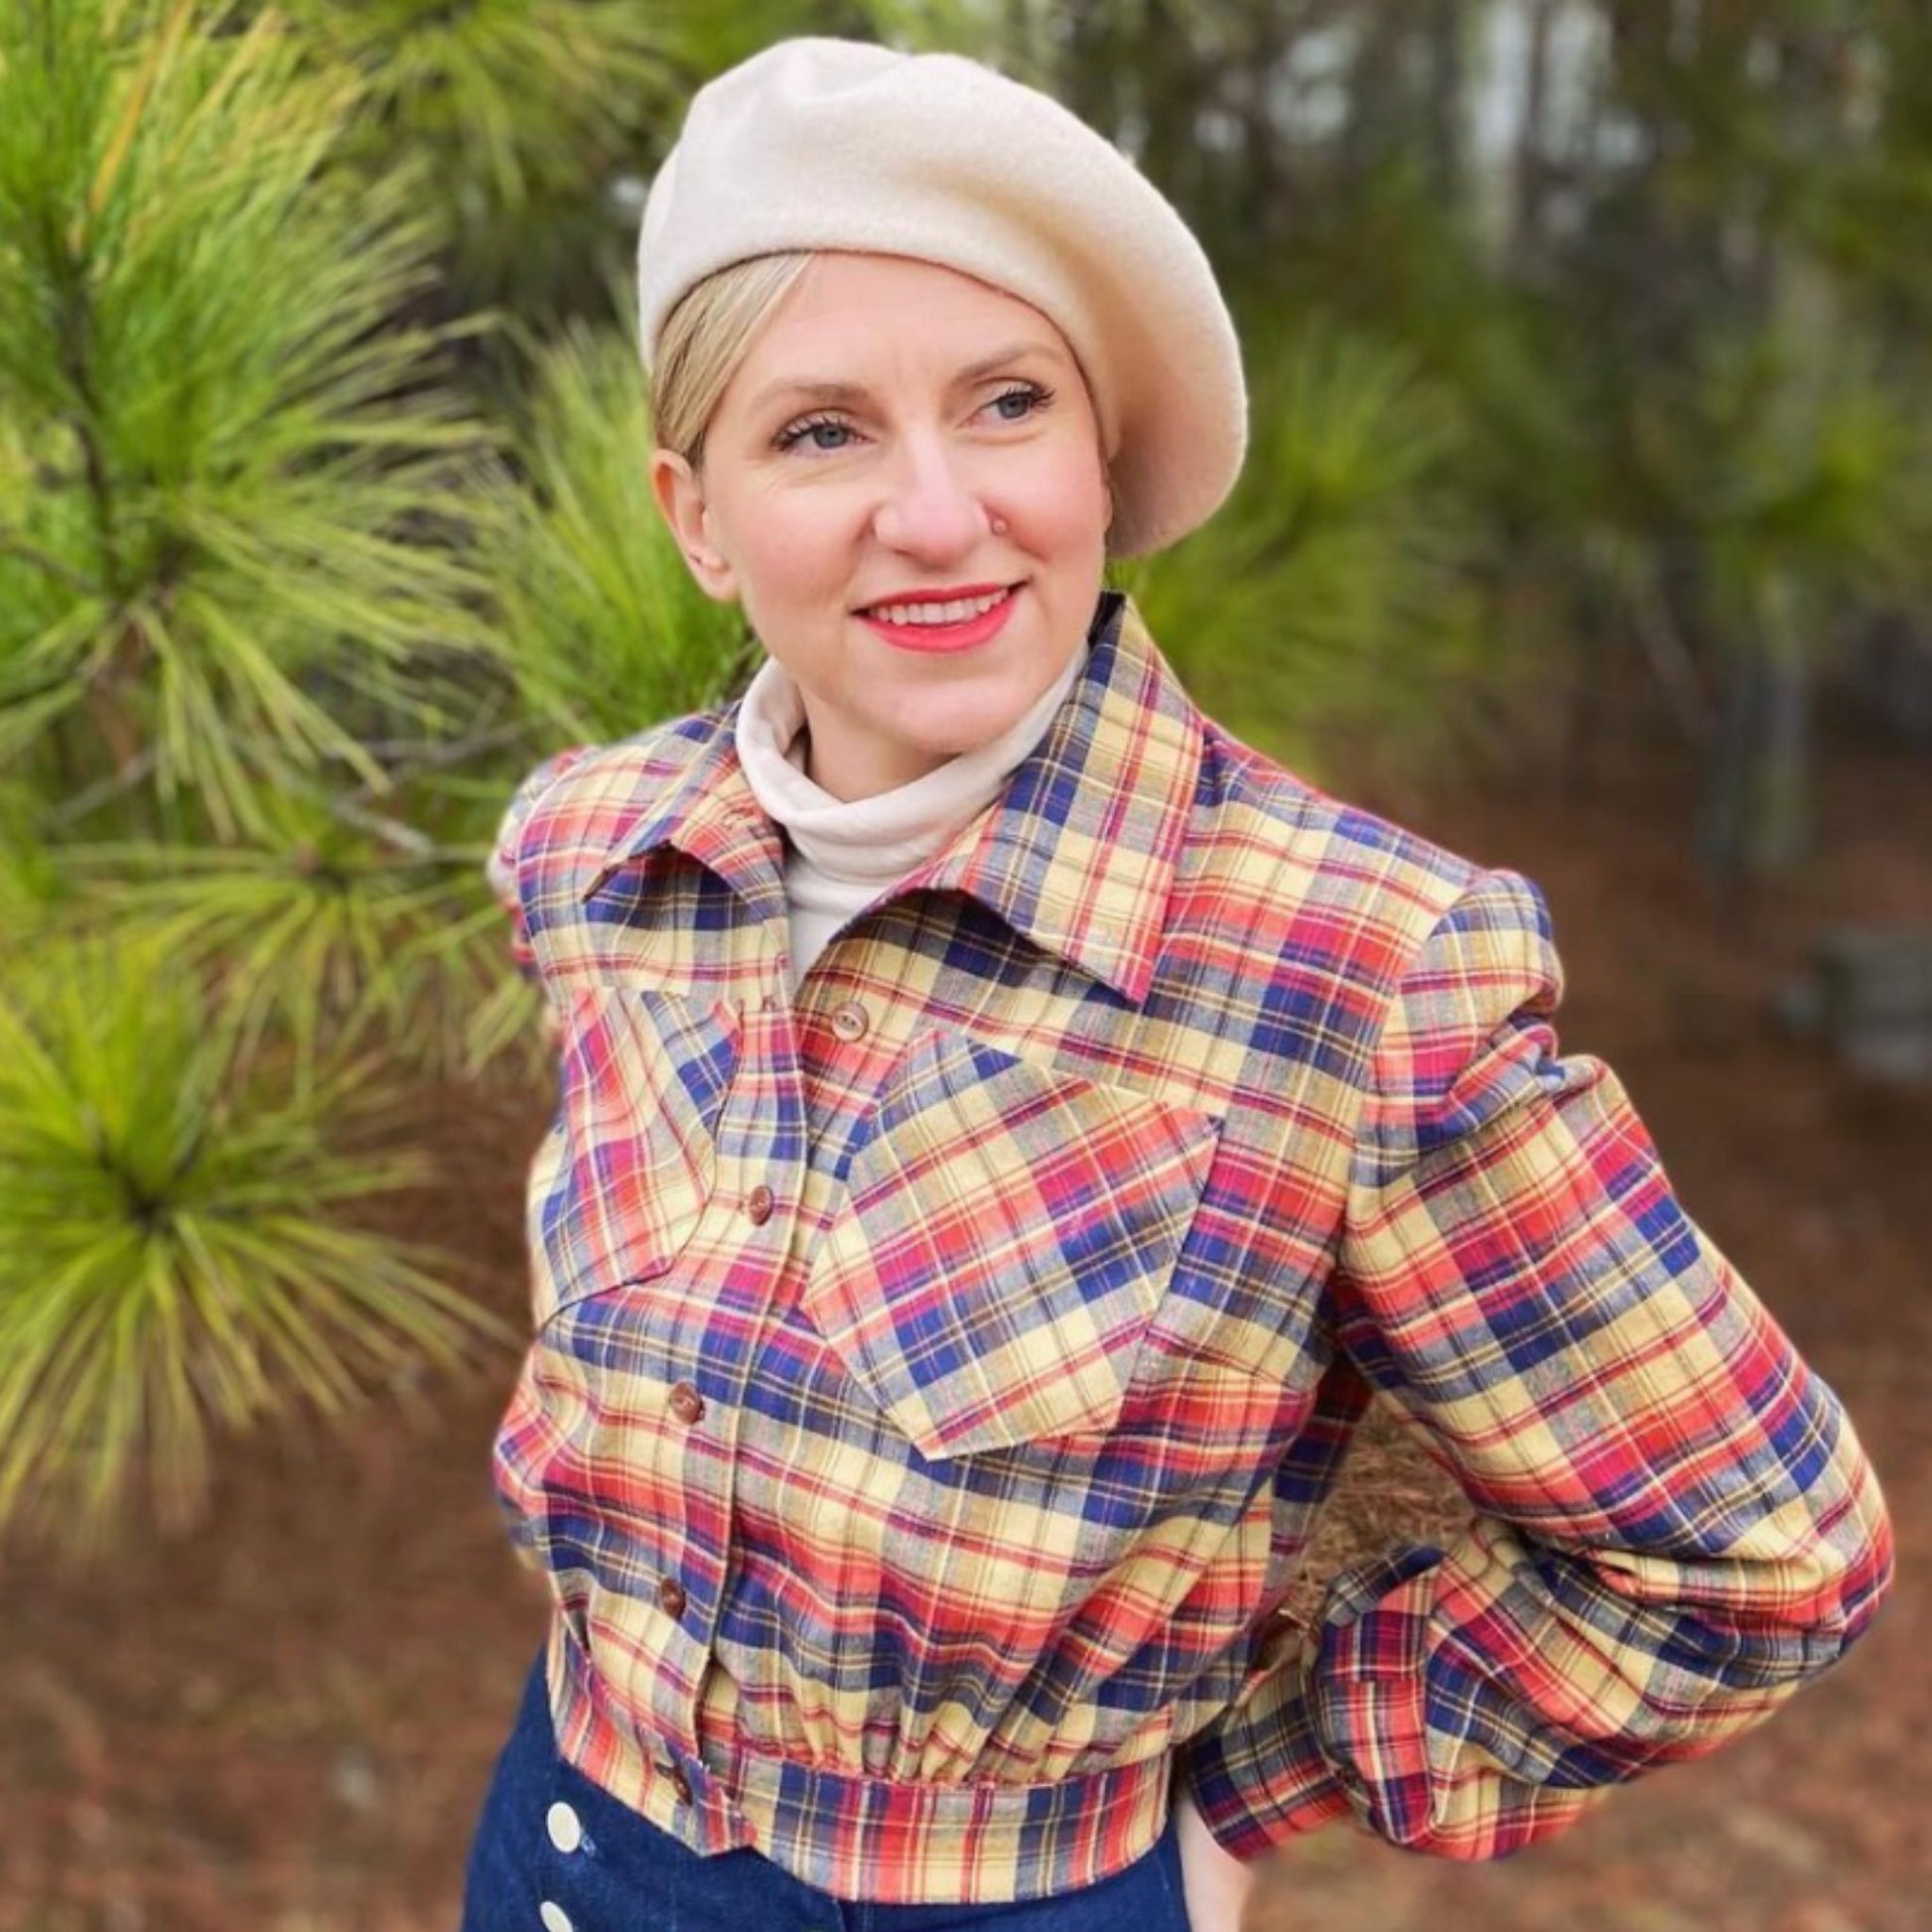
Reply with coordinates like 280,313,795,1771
467,37,1894,1932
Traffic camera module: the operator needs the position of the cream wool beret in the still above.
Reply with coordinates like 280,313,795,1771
635,37,1248,559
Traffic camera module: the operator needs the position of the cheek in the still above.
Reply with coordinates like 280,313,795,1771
1016,445,1112,552
724,495,854,614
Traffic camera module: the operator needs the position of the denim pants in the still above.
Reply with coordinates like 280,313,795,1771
461,1647,1193,1932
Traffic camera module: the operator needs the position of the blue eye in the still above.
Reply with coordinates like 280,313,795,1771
989,382,1052,422
775,415,854,454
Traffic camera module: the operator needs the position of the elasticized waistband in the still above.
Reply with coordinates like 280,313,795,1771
545,1621,1179,1905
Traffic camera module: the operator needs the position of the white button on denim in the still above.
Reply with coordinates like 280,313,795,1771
539,1903,573,1932
545,1800,583,1853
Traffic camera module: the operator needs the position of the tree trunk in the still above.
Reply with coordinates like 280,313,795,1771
1699,574,1811,885
1511,0,1558,273
1426,0,1466,204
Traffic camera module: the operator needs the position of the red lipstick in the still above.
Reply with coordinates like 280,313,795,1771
857,585,1021,655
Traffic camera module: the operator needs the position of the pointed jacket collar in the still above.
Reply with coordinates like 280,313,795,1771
581,592,1202,1006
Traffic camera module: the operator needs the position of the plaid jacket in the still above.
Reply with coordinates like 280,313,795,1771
485,591,1892,1904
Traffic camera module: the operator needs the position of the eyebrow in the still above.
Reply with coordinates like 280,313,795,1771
745,341,1069,416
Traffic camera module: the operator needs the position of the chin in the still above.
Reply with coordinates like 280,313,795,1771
897,692,1033,760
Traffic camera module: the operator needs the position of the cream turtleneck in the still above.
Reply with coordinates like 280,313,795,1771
734,642,1088,992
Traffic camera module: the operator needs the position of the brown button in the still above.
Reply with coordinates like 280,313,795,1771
744,1183,774,1225
668,1381,705,1426
657,1575,688,1620
663,1762,693,1806
829,999,870,1042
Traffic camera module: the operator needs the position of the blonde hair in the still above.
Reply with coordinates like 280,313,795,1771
650,253,816,470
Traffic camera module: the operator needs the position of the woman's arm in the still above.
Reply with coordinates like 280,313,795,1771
1178,867,1894,1863
1173,1776,1258,1929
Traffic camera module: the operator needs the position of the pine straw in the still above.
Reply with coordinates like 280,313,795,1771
1276,1396,1470,1632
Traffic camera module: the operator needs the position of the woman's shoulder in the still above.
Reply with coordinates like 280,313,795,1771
518,699,732,794
1182,723,1563,1081
1189,713,1516,942
487,702,734,898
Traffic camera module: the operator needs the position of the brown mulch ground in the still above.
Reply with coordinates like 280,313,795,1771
4,709,1926,1932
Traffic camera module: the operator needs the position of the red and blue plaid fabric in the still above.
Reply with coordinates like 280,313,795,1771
485,591,1893,1903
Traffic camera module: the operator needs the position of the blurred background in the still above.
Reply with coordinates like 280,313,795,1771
1,3,1926,1928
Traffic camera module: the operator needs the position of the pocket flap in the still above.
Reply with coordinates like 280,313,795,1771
531,985,740,1321
802,1031,1222,1460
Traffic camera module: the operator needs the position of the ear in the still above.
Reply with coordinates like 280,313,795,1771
650,447,738,602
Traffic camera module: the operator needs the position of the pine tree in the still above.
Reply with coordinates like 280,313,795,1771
0,0,510,1550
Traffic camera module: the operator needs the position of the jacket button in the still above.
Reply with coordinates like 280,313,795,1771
663,1762,694,1806
668,1381,705,1425
657,1575,688,1620
744,1183,774,1225
829,999,870,1041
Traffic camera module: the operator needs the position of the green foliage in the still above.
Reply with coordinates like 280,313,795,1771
476,320,757,745
265,0,682,316
0,0,492,843
1654,322,1932,622
57,782,494,1094
0,776,67,933
1125,322,1489,770
0,0,531,1556
282,0,681,211
257,0,836,324
855,0,1044,69
0,931,505,1550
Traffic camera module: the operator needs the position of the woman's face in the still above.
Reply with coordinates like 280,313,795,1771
651,252,1114,800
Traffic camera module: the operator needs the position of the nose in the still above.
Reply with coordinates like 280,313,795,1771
870,432,994,559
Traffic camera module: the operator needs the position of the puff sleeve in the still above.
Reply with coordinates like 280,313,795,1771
1179,866,1895,1862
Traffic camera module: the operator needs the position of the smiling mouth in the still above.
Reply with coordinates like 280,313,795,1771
856,585,1020,625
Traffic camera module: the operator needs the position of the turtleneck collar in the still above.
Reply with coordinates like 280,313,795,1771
734,629,1091,887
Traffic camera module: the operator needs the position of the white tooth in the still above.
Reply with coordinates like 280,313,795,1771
873,589,1008,624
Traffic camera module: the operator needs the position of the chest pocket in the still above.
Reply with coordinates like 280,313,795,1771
801,1029,1222,1461
531,984,741,1325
